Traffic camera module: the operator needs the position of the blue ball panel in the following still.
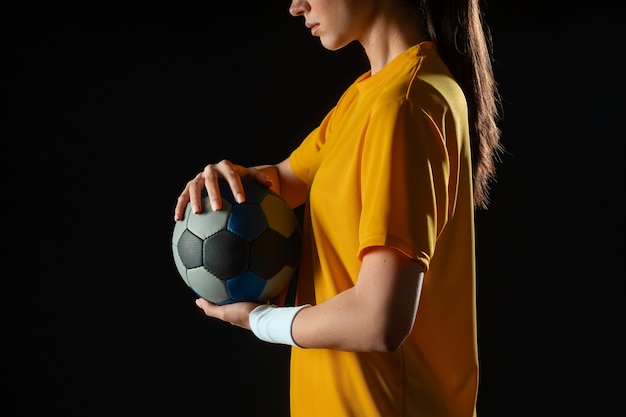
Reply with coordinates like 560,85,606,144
225,271,265,302
240,180,269,204
227,204,267,241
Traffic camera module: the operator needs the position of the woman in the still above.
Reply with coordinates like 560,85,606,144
174,0,502,415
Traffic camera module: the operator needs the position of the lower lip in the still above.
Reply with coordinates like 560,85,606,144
310,24,319,36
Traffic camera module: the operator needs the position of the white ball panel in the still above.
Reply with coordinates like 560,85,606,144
187,267,229,304
172,204,192,244
187,198,231,239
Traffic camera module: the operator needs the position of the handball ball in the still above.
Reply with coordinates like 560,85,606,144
172,179,301,305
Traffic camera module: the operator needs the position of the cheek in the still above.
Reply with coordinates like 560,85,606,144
318,10,354,50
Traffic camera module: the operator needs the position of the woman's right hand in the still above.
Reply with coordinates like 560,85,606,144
173,159,272,222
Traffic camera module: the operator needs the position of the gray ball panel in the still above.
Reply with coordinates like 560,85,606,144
187,267,229,304
187,198,231,240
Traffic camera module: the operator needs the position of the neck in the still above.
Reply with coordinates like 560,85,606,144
359,6,425,74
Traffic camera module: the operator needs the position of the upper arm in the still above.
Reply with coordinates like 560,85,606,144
355,246,425,349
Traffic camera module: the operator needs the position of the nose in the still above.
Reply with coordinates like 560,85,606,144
289,0,309,16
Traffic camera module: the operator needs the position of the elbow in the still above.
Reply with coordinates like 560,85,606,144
357,311,416,352
379,332,409,353
368,325,412,353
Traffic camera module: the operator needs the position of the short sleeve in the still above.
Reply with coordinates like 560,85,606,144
358,99,454,269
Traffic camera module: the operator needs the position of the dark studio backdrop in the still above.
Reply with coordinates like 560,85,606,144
2,1,623,416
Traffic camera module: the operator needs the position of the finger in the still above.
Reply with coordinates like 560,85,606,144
217,160,246,204
246,169,273,189
195,298,220,318
189,173,209,214
201,164,224,211
173,186,191,221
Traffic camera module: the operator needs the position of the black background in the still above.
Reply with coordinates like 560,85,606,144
3,1,623,416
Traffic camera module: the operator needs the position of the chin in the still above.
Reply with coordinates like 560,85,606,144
320,38,350,51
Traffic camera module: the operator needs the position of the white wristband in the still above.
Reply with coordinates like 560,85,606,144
249,304,311,347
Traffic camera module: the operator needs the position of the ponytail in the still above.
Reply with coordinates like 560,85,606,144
419,0,503,209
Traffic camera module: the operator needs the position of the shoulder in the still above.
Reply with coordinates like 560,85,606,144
366,42,459,112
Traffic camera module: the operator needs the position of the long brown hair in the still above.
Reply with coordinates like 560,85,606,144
419,0,503,209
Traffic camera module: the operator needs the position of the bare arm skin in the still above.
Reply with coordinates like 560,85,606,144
291,246,424,352
195,245,424,353
252,158,307,210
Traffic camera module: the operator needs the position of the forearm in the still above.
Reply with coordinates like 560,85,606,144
254,159,306,209
253,164,281,193
292,248,424,352
248,289,386,351
291,288,395,352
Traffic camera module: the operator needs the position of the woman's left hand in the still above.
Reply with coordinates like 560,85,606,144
194,298,260,330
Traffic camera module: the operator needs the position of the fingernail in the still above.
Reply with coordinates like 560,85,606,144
236,193,244,204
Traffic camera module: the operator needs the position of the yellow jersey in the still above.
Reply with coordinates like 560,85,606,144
289,42,478,417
